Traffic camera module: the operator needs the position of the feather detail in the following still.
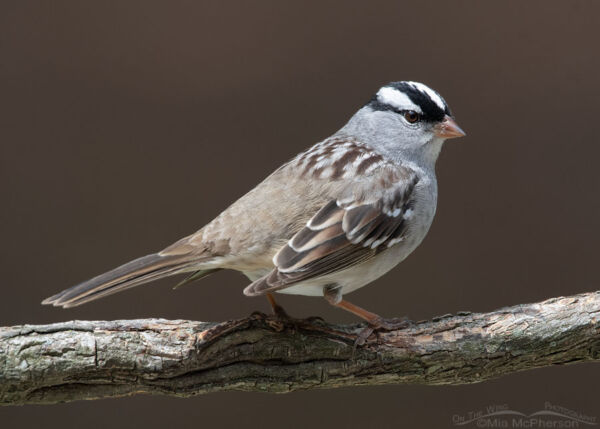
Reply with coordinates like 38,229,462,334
244,167,420,296
42,253,202,308
173,268,222,289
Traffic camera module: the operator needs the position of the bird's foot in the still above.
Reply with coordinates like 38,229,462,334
271,303,292,319
271,308,326,328
371,316,414,331
265,293,325,324
266,293,296,320
354,316,414,346
255,294,326,331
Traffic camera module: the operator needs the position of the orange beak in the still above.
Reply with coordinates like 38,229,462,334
434,115,466,139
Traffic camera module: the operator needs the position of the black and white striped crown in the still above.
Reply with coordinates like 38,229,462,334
367,81,450,122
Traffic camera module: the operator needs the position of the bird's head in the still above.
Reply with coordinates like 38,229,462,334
345,81,466,167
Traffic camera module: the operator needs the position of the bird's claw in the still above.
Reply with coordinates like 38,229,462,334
302,315,326,324
354,316,414,346
271,304,292,320
249,310,269,319
370,316,414,331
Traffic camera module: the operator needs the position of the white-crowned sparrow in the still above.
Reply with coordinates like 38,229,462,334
43,81,465,328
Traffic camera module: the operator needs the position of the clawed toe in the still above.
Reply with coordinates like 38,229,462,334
255,301,324,328
302,315,326,324
354,326,374,346
249,310,269,319
353,316,413,346
371,316,414,331
272,304,292,320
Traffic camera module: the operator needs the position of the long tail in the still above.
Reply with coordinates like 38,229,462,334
42,253,200,308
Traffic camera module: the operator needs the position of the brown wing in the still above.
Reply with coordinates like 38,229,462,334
243,168,419,296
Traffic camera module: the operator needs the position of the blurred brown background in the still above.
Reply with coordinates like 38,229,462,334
1,1,599,427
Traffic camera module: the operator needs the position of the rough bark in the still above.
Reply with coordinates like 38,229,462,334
1,291,599,405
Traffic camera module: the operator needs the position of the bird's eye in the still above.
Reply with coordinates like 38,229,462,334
404,111,420,124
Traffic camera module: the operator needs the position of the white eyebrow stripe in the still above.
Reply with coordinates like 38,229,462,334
376,87,422,113
407,81,446,112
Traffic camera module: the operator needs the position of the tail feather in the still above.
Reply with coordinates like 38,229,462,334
42,253,198,308
172,268,222,289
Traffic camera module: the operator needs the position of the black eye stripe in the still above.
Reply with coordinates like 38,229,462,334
367,99,417,117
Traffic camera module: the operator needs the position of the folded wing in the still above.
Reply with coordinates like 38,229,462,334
244,167,419,296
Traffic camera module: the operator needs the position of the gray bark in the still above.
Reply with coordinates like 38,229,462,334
2,291,600,405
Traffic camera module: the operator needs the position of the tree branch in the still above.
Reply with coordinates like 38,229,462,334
2,291,600,405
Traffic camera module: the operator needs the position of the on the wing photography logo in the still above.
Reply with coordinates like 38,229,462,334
452,402,597,428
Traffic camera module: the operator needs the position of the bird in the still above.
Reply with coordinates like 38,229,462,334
42,81,465,331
